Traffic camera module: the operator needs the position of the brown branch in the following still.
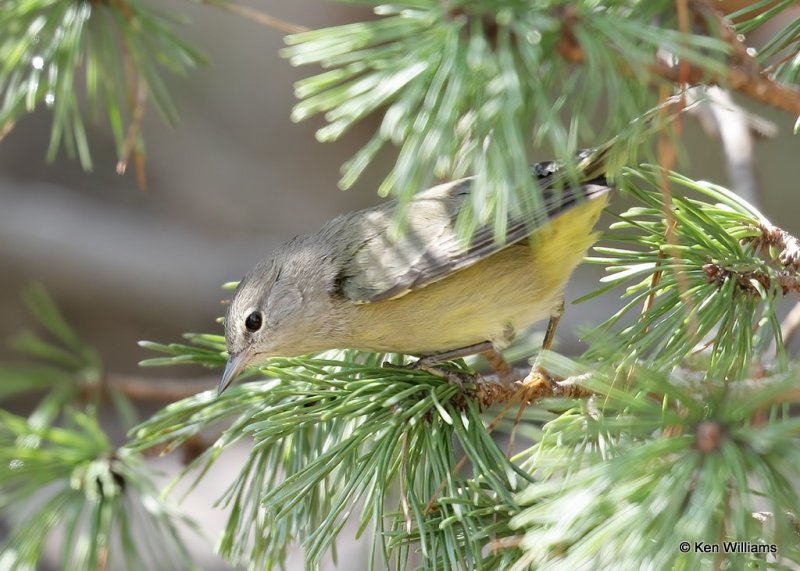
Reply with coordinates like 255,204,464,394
208,2,309,34
505,399,528,456
695,420,725,453
472,368,594,409
703,262,800,295
115,81,148,188
677,0,692,85
782,301,800,349
115,9,148,190
655,59,800,115
109,0,134,21
103,373,215,402
89,373,217,461
0,121,15,144
423,370,594,514
642,250,666,324
755,223,800,271
764,49,800,75
656,85,699,337
691,0,760,73
556,9,800,115
730,376,800,406
485,536,523,551
96,363,592,409
704,223,800,296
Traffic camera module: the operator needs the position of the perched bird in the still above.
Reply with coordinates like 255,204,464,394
220,152,611,393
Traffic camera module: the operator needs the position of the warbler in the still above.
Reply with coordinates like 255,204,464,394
219,152,611,393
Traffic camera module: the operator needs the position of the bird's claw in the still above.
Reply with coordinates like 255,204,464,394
383,359,475,387
522,365,559,395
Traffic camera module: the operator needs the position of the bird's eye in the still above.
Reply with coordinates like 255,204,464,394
245,311,263,332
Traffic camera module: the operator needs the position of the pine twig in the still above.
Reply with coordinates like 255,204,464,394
705,222,800,296
473,369,594,408
116,82,148,188
203,1,309,33
0,121,14,144
703,263,800,296
691,0,760,73
655,84,698,338
101,366,594,407
782,302,800,350
103,373,215,402
756,223,800,271
729,376,800,405
556,7,800,114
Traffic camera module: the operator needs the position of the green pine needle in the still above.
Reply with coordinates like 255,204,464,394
583,166,792,380
130,350,527,569
512,362,800,570
0,0,205,170
283,0,730,234
0,408,197,571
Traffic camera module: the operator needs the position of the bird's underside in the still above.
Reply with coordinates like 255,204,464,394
333,174,611,358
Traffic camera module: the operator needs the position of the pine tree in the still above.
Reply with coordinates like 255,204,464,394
3,1,800,569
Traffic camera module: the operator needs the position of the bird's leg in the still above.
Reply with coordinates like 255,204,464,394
412,341,494,386
424,344,515,383
414,341,495,368
480,347,515,383
524,299,564,392
383,341,496,386
541,299,564,354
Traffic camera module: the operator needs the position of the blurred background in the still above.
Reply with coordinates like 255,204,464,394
1,1,799,569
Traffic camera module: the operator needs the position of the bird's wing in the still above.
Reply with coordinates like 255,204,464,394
337,153,612,303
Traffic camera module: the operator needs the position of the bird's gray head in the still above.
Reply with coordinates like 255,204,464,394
218,238,341,394
219,256,301,394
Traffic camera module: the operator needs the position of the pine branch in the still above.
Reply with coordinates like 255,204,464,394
557,5,800,114
511,360,800,569
0,0,206,176
584,167,798,379
5,3,800,569
283,1,735,236
197,0,309,33
0,409,197,570
103,373,216,403
781,301,800,350
129,350,540,568
10,158,795,568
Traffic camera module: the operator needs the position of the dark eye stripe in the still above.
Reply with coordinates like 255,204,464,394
245,311,262,332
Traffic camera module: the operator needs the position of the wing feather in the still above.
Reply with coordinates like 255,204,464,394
337,153,612,303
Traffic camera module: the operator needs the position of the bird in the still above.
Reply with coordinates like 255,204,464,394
219,151,611,394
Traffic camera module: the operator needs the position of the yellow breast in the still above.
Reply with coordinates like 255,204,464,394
345,193,608,354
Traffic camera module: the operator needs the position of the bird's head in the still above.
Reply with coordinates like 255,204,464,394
220,256,304,394
219,240,342,394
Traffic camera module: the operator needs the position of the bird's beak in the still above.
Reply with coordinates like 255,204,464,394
218,350,250,395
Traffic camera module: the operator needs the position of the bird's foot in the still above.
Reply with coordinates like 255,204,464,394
413,360,476,387
522,365,560,396
383,358,476,387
